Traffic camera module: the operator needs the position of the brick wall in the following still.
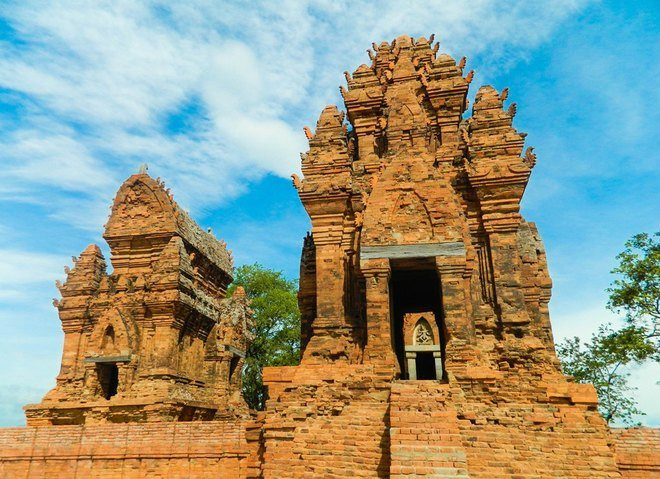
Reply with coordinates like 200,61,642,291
612,427,660,478
0,416,658,477
389,381,622,479
261,365,642,479
262,364,393,478
0,420,261,479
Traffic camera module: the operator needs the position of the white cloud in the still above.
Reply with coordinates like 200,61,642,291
3,130,117,192
0,0,594,229
0,249,65,305
0,249,64,285
552,304,617,344
629,362,660,426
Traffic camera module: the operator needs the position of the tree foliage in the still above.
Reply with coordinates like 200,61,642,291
607,232,660,352
228,263,300,410
557,325,651,425
557,231,659,425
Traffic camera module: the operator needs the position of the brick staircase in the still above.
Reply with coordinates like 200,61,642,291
389,381,469,478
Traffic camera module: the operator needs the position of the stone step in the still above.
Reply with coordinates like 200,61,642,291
389,382,470,479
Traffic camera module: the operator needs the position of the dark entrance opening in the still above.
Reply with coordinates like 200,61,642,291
97,363,119,399
415,352,436,380
390,259,445,380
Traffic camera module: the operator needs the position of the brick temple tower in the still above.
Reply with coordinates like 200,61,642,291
293,34,553,375
262,35,622,478
25,172,254,425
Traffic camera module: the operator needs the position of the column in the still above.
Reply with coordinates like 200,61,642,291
436,257,474,375
302,218,353,361
361,258,397,369
484,217,530,327
406,352,417,380
436,257,474,342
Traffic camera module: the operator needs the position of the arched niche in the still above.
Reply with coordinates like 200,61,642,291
88,308,136,358
362,186,434,246
402,311,443,381
84,308,137,400
100,325,117,354
413,317,435,345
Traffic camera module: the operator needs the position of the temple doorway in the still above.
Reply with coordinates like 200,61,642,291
97,363,119,399
390,260,446,380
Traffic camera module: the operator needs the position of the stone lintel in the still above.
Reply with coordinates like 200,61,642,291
404,345,442,353
83,355,131,363
224,345,246,358
360,242,465,261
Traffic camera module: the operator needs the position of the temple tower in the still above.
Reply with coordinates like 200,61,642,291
25,173,253,425
295,34,554,379
264,35,621,478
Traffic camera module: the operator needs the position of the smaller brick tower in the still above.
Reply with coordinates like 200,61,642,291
25,172,253,425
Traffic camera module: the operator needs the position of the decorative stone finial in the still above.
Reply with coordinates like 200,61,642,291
458,56,467,69
508,102,517,117
291,174,302,190
524,146,537,168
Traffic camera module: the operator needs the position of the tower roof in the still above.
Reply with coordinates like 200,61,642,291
104,172,233,274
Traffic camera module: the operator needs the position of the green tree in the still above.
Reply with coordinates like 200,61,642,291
608,232,660,353
557,231,659,425
228,263,300,410
557,325,652,425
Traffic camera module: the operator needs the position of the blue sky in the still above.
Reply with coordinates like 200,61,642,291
0,0,658,426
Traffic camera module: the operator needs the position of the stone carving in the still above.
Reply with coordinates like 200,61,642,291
413,319,433,345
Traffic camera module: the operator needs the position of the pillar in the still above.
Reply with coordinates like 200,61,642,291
361,258,397,369
436,257,474,341
484,216,530,327
406,352,417,380
436,257,474,375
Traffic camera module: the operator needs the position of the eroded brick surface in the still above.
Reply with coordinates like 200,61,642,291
0,35,657,478
0,421,262,479
612,428,660,478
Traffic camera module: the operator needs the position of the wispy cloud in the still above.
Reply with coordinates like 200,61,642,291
0,249,63,285
0,248,64,302
0,0,594,230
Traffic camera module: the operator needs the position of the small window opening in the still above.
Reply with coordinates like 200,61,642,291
178,406,195,422
97,363,119,399
101,325,115,351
